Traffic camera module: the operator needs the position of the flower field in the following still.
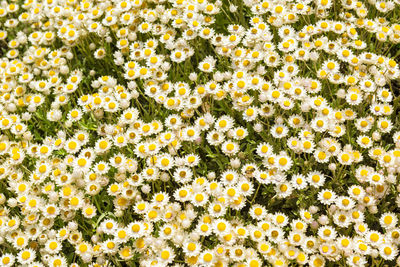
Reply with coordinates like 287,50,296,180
0,0,400,266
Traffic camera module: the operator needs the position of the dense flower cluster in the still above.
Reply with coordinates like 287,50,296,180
0,0,400,266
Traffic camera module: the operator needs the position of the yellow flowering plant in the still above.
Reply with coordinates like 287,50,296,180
0,0,400,266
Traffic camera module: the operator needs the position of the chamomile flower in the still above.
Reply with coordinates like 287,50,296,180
183,241,201,256
221,140,240,156
0,254,15,267
256,142,272,158
380,212,398,229
271,124,289,138
215,116,234,132
17,249,36,264
291,174,308,190
318,189,337,205
276,153,293,171
45,239,62,254
198,56,216,73
276,181,294,198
